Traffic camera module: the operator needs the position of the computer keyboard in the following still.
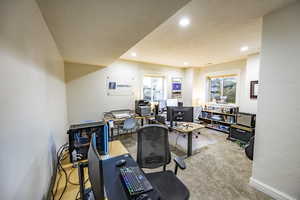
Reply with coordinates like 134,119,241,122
120,166,153,196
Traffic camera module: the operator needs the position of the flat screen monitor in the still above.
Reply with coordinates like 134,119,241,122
167,106,194,123
166,99,178,107
88,134,105,200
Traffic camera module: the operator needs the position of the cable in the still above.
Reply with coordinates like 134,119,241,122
57,146,69,200
67,167,89,185
53,144,68,199
51,143,69,200
75,190,80,200
51,142,91,200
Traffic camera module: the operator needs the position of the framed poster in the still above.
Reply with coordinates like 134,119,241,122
250,80,259,99
172,77,182,99
106,76,134,96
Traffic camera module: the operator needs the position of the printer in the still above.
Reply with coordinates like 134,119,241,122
135,100,151,116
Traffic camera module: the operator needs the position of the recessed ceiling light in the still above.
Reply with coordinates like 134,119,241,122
179,17,190,27
184,62,189,66
240,46,249,52
131,52,137,57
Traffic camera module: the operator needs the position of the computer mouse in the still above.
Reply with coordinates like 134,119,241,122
115,159,126,167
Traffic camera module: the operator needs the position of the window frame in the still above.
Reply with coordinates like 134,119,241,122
208,74,237,104
142,75,165,103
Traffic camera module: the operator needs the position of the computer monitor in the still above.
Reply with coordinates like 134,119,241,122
166,99,178,107
88,133,105,200
172,107,194,122
167,106,194,124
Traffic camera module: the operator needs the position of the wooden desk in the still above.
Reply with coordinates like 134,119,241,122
103,114,153,125
55,140,128,200
103,115,154,139
172,122,205,157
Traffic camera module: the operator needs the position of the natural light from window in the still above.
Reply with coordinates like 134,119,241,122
143,76,164,102
209,76,237,104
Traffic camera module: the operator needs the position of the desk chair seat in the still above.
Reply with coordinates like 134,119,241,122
146,170,189,200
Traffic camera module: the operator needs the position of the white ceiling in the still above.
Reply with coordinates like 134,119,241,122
121,0,296,67
37,0,190,66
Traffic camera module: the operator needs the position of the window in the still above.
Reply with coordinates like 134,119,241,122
208,76,237,103
143,76,164,102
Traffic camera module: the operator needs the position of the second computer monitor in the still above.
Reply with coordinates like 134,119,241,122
167,106,194,122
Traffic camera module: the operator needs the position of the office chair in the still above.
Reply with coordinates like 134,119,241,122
121,118,137,136
137,125,190,200
245,136,254,160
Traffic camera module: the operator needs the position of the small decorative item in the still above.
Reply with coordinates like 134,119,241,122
250,80,259,99
171,77,182,99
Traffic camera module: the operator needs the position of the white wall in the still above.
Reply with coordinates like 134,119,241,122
182,68,194,106
250,2,300,200
0,0,68,199
192,57,260,114
240,54,260,114
66,60,184,124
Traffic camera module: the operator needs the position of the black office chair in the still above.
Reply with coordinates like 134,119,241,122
137,125,190,200
245,136,255,160
86,133,105,200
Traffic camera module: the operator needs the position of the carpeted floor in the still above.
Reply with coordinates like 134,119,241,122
119,128,272,200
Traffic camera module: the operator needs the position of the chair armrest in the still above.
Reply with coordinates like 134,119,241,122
173,156,186,175
173,156,186,170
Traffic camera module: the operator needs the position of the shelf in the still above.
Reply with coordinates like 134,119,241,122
198,117,235,125
202,110,236,116
206,125,229,134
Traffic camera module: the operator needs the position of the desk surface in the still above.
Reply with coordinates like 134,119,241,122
173,122,205,133
103,114,153,122
56,140,128,200
61,140,128,169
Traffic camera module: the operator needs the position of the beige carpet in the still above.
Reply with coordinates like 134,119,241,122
119,128,272,200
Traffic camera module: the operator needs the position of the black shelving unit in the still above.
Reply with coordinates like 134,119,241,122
199,110,238,134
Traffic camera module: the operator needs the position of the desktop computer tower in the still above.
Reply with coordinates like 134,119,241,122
67,121,109,162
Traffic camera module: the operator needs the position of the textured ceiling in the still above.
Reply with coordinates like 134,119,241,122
37,0,190,66
121,0,296,67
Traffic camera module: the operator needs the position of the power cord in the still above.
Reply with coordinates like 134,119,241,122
51,143,69,200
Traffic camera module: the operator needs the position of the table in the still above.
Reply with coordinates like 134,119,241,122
103,114,154,139
103,114,153,125
172,122,205,157
56,141,129,200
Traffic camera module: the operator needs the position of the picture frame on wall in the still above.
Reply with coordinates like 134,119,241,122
250,80,259,99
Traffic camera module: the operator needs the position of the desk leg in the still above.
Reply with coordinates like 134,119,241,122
187,132,193,157
141,118,144,126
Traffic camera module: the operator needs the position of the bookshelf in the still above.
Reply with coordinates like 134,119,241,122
198,104,239,133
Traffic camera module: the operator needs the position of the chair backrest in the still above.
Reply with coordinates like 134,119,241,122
137,125,171,169
123,118,137,130
88,133,105,200
245,136,254,160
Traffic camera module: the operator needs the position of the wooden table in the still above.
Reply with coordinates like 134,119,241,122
172,122,205,157
56,141,128,200
103,114,153,125
103,114,154,139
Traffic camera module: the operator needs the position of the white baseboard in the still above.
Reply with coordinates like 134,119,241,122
249,177,296,200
